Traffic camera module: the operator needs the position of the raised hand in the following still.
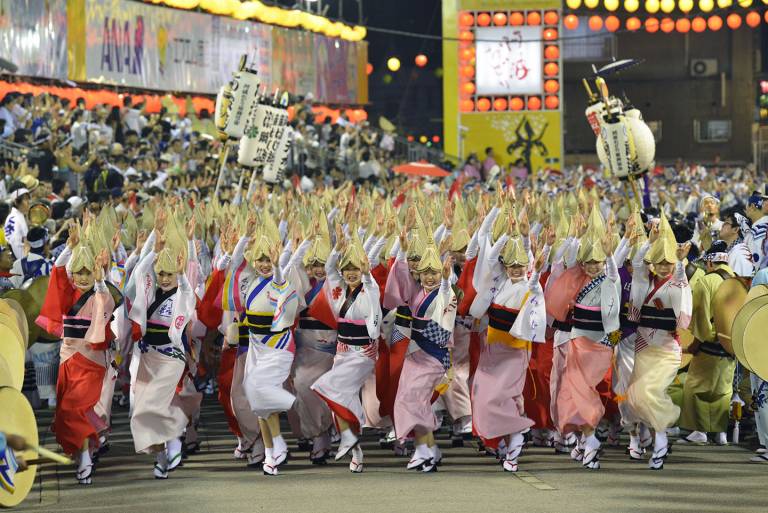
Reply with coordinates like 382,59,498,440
545,225,556,246
442,255,454,279
186,216,196,241
677,241,692,261
155,234,166,253
601,233,614,256
360,255,371,276
534,249,547,272
334,223,345,251
94,249,109,282
67,220,80,248
176,253,185,275
649,224,660,243
136,229,148,252
269,243,281,267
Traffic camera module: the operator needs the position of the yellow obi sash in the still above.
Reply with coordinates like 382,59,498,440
486,292,531,351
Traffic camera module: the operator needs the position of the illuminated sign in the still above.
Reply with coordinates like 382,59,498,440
475,26,542,96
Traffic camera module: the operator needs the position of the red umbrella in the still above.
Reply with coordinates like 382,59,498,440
392,161,450,177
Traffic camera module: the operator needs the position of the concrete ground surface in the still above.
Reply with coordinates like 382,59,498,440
15,400,768,513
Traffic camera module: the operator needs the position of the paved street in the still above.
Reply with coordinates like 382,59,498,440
16,400,768,513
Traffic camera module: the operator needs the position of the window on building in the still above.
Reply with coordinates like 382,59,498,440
694,119,731,143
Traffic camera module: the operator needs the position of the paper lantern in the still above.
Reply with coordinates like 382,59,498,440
477,13,491,26
746,11,761,27
679,0,694,11
699,0,714,11
660,0,675,12
493,12,508,26
564,14,580,30
527,96,542,111
625,0,640,10
766,11,768,24
566,0,582,7
739,0,753,6
477,98,491,111
462,82,476,95
544,11,559,25
691,16,706,32
543,28,558,40
645,0,660,12
387,57,401,72
510,97,524,111
544,45,560,60
493,98,508,111
460,99,474,112
717,0,732,7
660,17,674,32
645,17,660,32
415,54,428,67
605,0,620,10
589,15,604,31
510,12,524,26
727,13,742,29
626,16,642,30
459,12,474,27
676,18,691,32
544,80,560,94
432,136,440,143
407,135,415,142
585,0,600,7
527,11,542,25
544,62,559,76
459,30,474,42
545,95,560,109
605,16,620,31
366,63,373,75
461,65,475,78
707,15,723,31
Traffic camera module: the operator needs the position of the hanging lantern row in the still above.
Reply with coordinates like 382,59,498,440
459,10,560,27
564,10,767,30
565,0,767,13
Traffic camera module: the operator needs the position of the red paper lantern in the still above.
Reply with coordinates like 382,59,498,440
527,96,542,111
588,16,603,31
459,30,474,42
545,95,560,109
461,65,475,78
691,17,706,33
544,45,559,60
407,135,415,142
510,12,524,26
544,79,559,94
493,98,508,111
676,18,690,33
544,62,559,76
493,12,507,26
415,54,428,67
459,12,474,27
660,18,674,33
544,11,559,26
477,98,491,111
564,14,579,30
460,48,473,62
765,11,768,24
605,16,620,32
746,11,761,28
366,63,373,75
477,13,491,26
708,15,722,31
645,17,659,33
727,13,741,30
527,11,542,26
626,17,641,31
432,135,440,143
510,97,524,111
462,82,476,95
460,99,474,112
543,28,558,40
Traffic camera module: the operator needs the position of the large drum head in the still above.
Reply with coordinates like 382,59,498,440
0,300,27,350
677,328,694,369
732,294,768,380
1,289,40,345
712,277,749,355
0,386,38,508
0,324,24,390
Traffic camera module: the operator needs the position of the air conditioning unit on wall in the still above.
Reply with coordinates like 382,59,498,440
690,59,718,78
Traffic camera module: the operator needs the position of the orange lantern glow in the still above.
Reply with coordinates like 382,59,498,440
460,48,472,61
477,13,491,26
461,66,475,78
460,99,474,112
544,80,559,94
645,17,659,32
544,62,559,76
477,98,491,111
545,95,560,109
415,54,428,67
660,17,674,32
676,18,691,32
544,45,560,60
589,15,604,31
459,12,474,27
493,98,508,111
432,135,440,143
727,13,742,29
510,12,524,26
746,11,761,28
626,17,641,30
493,12,507,26
765,11,768,24
366,63,373,75
564,14,579,30
605,15,620,32
527,11,542,26
459,30,474,42
510,97,524,111
708,15,723,31
527,96,542,111
462,82,476,95
544,11,559,25
691,16,706,32
543,28,558,40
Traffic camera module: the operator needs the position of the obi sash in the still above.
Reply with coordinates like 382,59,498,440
638,305,677,331
411,289,451,369
487,299,530,350
144,320,171,346
572,304,604,332
62,288,103,347
337,319,371,346
394,305,412,329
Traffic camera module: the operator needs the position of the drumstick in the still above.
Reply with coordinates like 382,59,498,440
717,332,732,341
24,443,74,465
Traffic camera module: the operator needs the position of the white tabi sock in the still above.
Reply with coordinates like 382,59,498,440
272,435,287,455
166,437,182,457
78,450,92,473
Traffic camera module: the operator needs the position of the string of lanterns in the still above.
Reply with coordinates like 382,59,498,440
565,0,767,12
564,10,767,31
143,0,367,41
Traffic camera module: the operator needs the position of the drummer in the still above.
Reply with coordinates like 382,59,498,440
748,266,768,463
678,241,735,446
